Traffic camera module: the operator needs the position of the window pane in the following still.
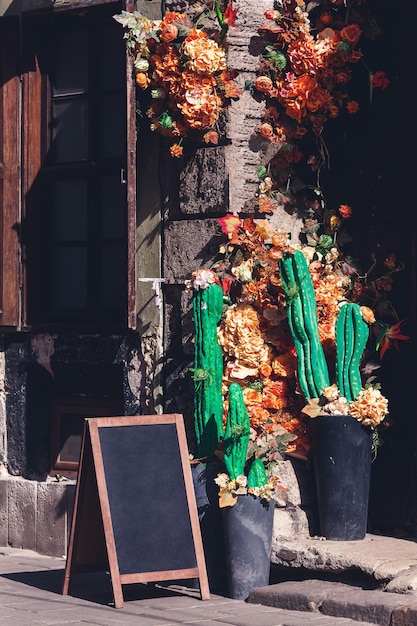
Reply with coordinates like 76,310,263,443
53,247,87,308
54,179,88,241
99,93,125,159
52,30,88,95
99,243,125,307
100,176,125,239
97,24,124,91
52,98,89,163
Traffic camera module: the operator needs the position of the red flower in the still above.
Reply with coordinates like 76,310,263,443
376,320,410,359
218,213,241,243
221,275,234,295
346,100,359,114
339,204,352,218
371,71,390,90
223,1,238,28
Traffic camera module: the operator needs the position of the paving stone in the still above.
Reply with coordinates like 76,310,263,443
0,548,413,626
391,602,417,626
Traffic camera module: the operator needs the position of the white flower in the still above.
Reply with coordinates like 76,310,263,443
192,269,218,290
214,473,230,487
235,474,248,488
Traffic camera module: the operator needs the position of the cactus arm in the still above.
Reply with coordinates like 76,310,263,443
279,251,330,400
247,458,268,489
292,251,330,396
335,304,351,399
193,283,225,458
279,254,315,398
349,304,369,400
335,303,369,402
223,383,250,480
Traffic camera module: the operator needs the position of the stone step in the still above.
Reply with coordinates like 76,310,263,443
271,534,417,593
248,579,417,626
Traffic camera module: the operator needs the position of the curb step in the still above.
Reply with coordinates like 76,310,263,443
248,579,417,626
244,606,380,625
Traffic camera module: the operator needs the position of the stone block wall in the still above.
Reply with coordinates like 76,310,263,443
0,474,75,557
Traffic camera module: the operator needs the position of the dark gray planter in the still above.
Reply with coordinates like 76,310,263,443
222,494,275,600
191,461,228,595
313,413,372,540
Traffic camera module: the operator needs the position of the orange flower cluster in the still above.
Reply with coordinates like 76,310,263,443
250,0,389,213
115,10,241,156
215,217,321,459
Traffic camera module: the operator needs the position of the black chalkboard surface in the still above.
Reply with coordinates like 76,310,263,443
62,414,209,608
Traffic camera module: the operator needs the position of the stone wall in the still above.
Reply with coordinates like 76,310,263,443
0,474,74,557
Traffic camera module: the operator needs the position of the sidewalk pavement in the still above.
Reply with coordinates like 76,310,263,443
0,547,381,626
3,547,417,626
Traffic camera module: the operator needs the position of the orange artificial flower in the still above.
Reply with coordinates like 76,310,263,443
169,143,183,157
135,72,151,89
243,388,263,405
254,76,274,94
262,392,288,410
259,363,273,379
259,123,274,140
258,195,276,213
271,353,297,377
159,22,179,44
203,130,219,144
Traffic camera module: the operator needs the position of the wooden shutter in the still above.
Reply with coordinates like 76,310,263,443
0,18,21,327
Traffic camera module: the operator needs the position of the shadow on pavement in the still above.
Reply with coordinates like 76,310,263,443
1,568,198,607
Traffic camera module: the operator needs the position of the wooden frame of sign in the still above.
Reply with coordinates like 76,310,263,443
62,414,210,608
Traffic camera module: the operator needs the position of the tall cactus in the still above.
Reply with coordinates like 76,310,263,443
223,383,250,480
279,250,330,400
335,303,369,402
193,282,224,458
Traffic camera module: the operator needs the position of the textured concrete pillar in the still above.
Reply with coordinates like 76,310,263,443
225,0,274,213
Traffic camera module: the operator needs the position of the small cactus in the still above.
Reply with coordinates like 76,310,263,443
247,458,268,489
223,383,250,480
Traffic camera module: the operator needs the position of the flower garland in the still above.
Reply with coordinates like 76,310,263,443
195,206,408,462
114,3,241,157
191,0,409,463
250,0,390,214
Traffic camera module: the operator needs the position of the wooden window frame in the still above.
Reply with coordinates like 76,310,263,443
0,0,136,330
0,18,21,327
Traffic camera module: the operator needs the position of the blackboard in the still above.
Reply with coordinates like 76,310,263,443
62,414,209,608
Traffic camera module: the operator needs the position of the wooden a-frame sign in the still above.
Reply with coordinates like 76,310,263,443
62,414,210,608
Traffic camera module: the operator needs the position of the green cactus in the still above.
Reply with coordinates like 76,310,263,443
193,282,224,458
223,383,250,480
247,458,268,489
335,303,369,402
279,250,330,400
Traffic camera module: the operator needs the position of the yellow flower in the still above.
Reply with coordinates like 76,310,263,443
350,387,389,428
218,304,270,369
181,30,226,75
360,306,376,325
